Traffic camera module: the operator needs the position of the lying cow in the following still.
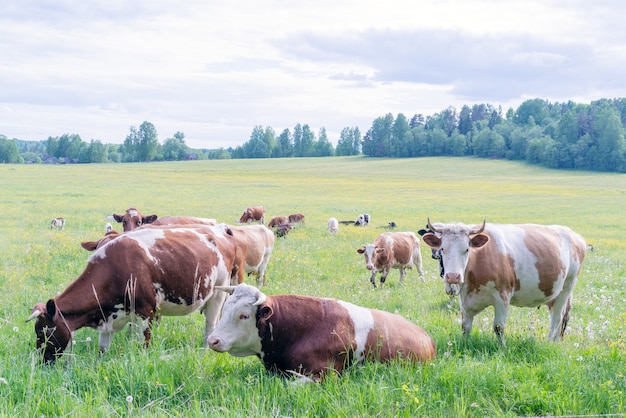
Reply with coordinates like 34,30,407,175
207,283,436,382
421,219,586,345
50,217,66,230
268,216,288,228
327,217,339,235
357,232,425,287
28,224,237,363
355,213,370,227
239,206,265,224
112,207,158,232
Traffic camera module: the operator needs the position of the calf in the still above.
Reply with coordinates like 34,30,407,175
207,284,436,382
112,207,158,232
50,217,65,230
28,224,237,363
239,206,265,224
357,232,425,287
421,219,586,345
327,217,339,235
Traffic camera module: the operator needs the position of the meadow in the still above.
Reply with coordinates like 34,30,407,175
0,156,624,417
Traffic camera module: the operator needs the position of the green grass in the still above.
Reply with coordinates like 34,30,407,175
0,157,625,417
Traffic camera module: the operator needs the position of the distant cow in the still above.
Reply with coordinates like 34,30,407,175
377,221,396,229
357,232,425,288
327,217,339,235
50,217,66,230
239,206,265,224
112,207,158,232
268,216,288,228
207,283,436,382
355,213,370,227
421,219,586,345
287,213,305,224
275,223,292,238
228,224,275,286
104,222,113,232
28,224,237,363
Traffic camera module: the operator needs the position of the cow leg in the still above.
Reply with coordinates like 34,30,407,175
547,293,573,341
202,290,229,346
414,250,425,282
492,297,510,346
98,330,114,352
369,271,378,288
398,267,406,283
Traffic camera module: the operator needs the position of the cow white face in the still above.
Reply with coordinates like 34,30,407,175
357,244,381,270
207,284,264,357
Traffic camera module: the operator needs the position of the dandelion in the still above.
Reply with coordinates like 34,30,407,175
573,343,579,348
13,326,18,332
577,356,583,362
126,395,133,403
85,337,91,342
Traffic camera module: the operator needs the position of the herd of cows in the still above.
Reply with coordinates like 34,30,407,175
28,206,588,382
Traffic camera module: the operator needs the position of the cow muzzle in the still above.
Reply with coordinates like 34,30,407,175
444,273,462,285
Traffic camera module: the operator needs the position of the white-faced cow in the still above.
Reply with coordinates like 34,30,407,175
327,217,339,235
207,283,436,382
50,217,66,230
421,219,586,345
112,207,158,232
228,225,275,286
268,216,288,228
28,224,237,363
357,232,425,288
239,206,265,224
355,213,370,227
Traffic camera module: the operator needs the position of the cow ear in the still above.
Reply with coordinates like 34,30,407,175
258,305,273,320
80,241,98,251
112,214,124,223
144,215,158,225
45,299,57,320
421,233,441,249
470,234,489,248
357,247,365,254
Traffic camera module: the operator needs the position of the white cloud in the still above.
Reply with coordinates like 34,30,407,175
1,0,626,148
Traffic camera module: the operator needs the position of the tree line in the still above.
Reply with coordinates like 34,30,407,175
2,98,626,172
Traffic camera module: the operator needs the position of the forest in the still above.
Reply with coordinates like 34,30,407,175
2,97,626,172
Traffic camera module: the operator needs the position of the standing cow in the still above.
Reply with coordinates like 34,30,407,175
28,225,237,363
207,283,436,382
357,232,425,287
112,207,158,232
239,206,265,224
355,213,370,227
327,217,339,235
421,219,586,345
228,224,275,286
50,217,66,230
287,213,305,225
268,216,288,228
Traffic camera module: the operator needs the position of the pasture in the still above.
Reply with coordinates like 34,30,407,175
0,157,624,417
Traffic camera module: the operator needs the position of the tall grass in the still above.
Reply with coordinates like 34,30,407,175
0,157,624,417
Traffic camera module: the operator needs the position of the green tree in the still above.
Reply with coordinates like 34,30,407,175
0,137,19,163
137,121,159,162
275,129,293,158
162,133,189,160
315,127,333,156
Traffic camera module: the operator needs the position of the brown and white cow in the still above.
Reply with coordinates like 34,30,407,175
357,232,425,288
112,207,158,232
421,219,586,345
28,224,237,363
267,216,288,228
50,217,66,230
287,213,305,224
238,206,265,224
228,225,275,286
207,283,436,382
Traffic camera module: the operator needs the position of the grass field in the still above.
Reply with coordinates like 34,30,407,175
0,156,624,417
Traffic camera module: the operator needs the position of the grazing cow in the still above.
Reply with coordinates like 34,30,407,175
355,213,370,227
239,206,265,224
50,217,66,230
207,283,436,382
228,224,275,286
268,216,288,228
287,213,305,225
421,219,586,345
357,232,425,288
327,217,339,235
112,208,158,232
28,225,237,363
275,223,292,238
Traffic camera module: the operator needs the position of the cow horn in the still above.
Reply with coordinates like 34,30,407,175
253,292,267,306
214,285,237,295
470,219,486,235
26,308,42,322
427,217,442,233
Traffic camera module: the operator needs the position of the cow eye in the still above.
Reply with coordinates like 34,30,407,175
239,314,249,320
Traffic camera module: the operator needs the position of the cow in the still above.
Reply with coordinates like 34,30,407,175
207,283,436,382
275,223,292,238
357,232,425,288
268,216,288,228
50,217,66,230
355,213,370,227
421,219,587,345
27,224,237,363
112,207,158,232
287,213,305,225
239,206,265,224
327,217,339,235
228,224,275,286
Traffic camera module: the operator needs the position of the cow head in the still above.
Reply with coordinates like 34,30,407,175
26,300,72,364
357,244,385,270
112,208,158,232
421,219,488,289
207,284,267,357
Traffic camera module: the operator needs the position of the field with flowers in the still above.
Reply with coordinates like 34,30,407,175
0,156,624,417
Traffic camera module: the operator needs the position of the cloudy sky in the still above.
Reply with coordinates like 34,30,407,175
1,1,625,149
